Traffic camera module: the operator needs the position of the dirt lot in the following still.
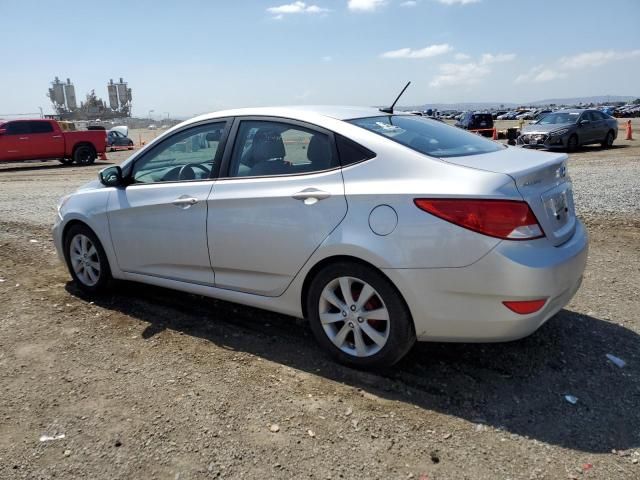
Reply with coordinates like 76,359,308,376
1,124,639,479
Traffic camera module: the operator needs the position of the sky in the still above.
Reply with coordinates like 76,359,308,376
1,0,639,118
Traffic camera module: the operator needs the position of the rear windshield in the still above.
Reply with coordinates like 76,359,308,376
472,114,492,123
348,115,504,158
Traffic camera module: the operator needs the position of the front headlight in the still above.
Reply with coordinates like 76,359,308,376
57,194,71,214
549,128,569,137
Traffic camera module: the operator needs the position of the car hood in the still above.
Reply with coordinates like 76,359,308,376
522,123,574,134
76,179,103,192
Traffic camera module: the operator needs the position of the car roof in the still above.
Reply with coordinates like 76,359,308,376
188,105,405,124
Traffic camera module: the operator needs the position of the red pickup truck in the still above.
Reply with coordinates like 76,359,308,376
0,119,107,165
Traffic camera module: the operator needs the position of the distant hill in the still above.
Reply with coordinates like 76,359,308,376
527,95,636,106
400,95,637,112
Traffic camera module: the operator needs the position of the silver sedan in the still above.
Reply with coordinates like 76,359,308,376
53,106,588,368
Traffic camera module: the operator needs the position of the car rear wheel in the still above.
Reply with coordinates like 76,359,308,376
567,134,579,152
307,262,415,369
63,224,111,293
73,145,96,165
601,130,615,148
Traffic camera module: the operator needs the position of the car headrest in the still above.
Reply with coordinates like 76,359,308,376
307,134,330,168
252,129,285,163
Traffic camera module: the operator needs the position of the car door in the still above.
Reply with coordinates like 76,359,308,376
207,118,348,296
1,121,31,160
591,111,608,141
26,121,64,159
578,111,598,143
106,120,230,285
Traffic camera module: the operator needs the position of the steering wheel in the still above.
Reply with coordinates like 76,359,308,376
178,163,211,180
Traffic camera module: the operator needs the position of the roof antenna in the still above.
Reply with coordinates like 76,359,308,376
379,81,411,114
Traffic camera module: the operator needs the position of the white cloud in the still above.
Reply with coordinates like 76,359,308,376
515,65,567,84
480,53,516,64
560,49,640,69
437,0,480,5
400,0,418,6
429,62,490,87
380,43,452,59
428,52,514,87
267,2,329,16
454,53,470,61
348,0,386,12
514,49,638,84
322,55,333,62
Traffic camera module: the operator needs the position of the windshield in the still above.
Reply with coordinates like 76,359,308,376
348,115,504,158
536,112,580,125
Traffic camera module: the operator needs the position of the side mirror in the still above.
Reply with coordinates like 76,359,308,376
579,119,590,126
99,166,124,187
0,128,6,136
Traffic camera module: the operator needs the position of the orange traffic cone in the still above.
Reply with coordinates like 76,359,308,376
625,120,633,140
492,127,498,140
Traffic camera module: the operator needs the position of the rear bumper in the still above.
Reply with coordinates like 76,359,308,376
383,220,588,342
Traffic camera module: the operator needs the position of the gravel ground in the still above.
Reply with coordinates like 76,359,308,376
0,126,639,479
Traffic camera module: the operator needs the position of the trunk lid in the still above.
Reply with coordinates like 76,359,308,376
441,146,576,246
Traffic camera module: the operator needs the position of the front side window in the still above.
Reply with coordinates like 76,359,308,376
131,122,227,183
349,115,504,158
228,120,337,177
5,122,30,135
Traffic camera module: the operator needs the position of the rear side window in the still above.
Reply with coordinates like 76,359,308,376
5,122,31,135
29,121,54,133
349,115,504,158
335,134,375,166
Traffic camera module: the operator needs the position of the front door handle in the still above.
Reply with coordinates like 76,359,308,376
19,137,29,140
172,196,198,208
292,188,331,204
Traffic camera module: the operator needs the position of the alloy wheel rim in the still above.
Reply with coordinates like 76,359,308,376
319,276,390,357
69,234,101,286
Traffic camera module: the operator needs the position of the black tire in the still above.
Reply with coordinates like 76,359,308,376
567,134,579,152
306,262,416,369
601,130,615,148
63,224,112,294
58,158,73,165
73,145,96,165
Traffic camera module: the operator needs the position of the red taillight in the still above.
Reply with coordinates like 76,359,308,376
414,198,544,240
502,299,547,314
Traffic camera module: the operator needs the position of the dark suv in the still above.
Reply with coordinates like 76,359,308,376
455,112,494,137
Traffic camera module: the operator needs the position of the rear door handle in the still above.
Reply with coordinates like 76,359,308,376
52,135,62,139
292,188,331,205
172,196,198,208
19,137,29,140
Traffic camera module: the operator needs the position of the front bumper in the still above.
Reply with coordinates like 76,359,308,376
517,132,568,149
383,220,588,342
52,214,64,262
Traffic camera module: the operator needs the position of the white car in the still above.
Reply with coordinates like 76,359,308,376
53,106,588,368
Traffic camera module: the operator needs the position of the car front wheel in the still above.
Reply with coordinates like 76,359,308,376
601,130,615,148
63,224,111,293
307,262,415,369
567,134,579,152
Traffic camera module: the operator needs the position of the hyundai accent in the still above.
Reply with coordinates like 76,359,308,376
53,106,588,368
